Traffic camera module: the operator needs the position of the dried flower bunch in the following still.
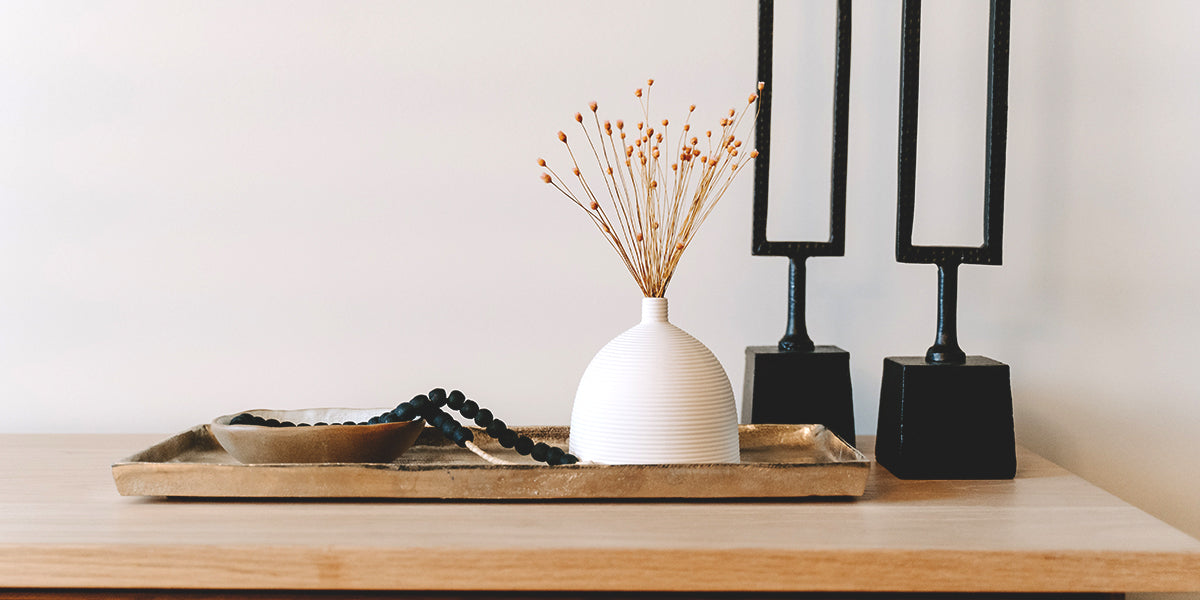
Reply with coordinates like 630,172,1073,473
539,79,763,298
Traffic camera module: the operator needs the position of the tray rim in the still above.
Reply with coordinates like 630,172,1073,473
112,423,870,499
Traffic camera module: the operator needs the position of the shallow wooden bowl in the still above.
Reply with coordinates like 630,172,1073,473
211,408,425,464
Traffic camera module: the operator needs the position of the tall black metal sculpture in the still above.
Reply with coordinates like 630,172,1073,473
742,0,856,446
875,0,1015,479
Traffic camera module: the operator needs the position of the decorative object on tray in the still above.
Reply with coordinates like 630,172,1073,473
742,0,856,447
210,389,579,466
875,0,1015,480
113,424,869,499
539,80,760,464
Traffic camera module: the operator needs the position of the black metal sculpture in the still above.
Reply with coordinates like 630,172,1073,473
742,0,856,446
875,0,1016,479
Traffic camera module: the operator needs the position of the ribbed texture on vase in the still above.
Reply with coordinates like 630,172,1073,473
569,298,741,464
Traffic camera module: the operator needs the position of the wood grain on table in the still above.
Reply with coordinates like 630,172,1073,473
1,433,1198,593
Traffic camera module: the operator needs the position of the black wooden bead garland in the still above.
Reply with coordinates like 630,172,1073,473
228,388,578,466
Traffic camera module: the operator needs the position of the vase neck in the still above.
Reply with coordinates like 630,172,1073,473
641,297,668,323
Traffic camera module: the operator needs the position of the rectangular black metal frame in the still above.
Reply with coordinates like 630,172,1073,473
752,0,851,259
895,0,1009,266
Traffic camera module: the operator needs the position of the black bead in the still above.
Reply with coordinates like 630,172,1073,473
313,422,328,427
230,413,254,425
450,427,474,447
440,419,459,437
410,395,429,410
391,403,415,421
446,390,466,410
474,409,493,428
430,413,450,429
280,421,296,427
297,423,311,427
368,416,381,425
485,419,506,438
246,415,267,426
428,388,447,407
498,429,518,448
546,447,565,465
460,400,479,419
514,436,534,455
338,420,353,426
263,418,282,427
531,442,550,462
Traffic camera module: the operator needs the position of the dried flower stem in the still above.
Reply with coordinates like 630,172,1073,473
540,79,762,298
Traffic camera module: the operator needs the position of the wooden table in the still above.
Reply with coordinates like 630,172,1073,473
1,434,1198,599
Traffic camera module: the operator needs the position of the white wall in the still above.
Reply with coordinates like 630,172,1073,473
2,0,1198,571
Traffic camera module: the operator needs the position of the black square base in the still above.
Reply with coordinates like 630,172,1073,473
742,345,855,446
876,356,1015,479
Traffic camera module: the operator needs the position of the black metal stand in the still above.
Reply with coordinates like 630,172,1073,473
876,0,1015,479
743,345,854,445
743,0,856,446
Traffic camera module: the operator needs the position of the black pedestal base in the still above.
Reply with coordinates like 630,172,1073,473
875,356,1015,479
742,345,855,446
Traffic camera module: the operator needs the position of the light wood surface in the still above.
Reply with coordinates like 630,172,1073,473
1,433,1198,594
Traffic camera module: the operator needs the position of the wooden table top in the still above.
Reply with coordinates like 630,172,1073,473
1,433,1198,594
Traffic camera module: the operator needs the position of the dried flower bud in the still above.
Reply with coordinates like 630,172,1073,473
731,149,738,157
589,101,598,112
690,137,698,145
693,149,701,157
572,167,581,176
650,180,658,188
626,146,634,157
750,150,759,158
616,120,624,129
540,173,552,183
637,122,644,131
661,119,669,126
706,130,712,137
653,149,660,159
635,138,642,147
758,81,765,91
689,104,696,112
635,88,643,98
574,112,583,123
728,108,736,117
602,223,610,233
646,127,654,137
537,158,546,167
606,166,613,175
590,201,599,210
635,233,644,242
720,118,729,127
676,242,685,250
735,140,742,147
748,94,758,103
731,164,738,171
683,124,690,131
647,78,654,86
708,158,718,166
655,133,663,143
558,131,567,142
604,120,612,133
671,163,678,171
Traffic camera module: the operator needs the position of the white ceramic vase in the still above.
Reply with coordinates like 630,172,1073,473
569,297,741,464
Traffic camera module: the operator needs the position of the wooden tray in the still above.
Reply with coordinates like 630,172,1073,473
112,424,869,499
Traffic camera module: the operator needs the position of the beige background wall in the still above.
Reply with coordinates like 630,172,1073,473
2,0,1197,583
